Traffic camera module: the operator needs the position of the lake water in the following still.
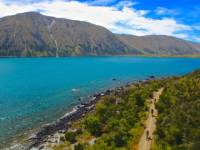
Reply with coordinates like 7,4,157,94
0,56,200,148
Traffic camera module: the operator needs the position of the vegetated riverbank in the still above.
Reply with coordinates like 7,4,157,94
4,69,200,150
30,69,200,150
29,86,120,149
4,79,142,150
28,75,163,150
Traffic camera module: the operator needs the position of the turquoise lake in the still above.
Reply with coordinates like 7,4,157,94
0,56,200,148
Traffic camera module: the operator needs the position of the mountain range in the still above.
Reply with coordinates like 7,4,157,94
0,12,199,57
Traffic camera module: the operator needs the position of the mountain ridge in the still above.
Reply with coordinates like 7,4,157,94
0,12,199,57
117,34,200,55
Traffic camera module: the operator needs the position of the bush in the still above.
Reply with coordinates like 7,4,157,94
65,131,77,144
74,143,86,150
84,115,101,136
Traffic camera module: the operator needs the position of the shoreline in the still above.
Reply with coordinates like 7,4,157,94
1,87,112,150
28,87,123,149
2,77,156,150
1,54,200,59
28,78,154,150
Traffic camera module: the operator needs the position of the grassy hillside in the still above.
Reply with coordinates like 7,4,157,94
153,70,200,150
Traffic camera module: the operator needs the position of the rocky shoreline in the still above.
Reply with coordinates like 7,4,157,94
28,77,155,150
29,89,120,149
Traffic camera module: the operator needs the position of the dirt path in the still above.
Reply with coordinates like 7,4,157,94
137,88,163,150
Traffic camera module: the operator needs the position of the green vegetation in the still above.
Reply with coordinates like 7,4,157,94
54,70,200,150
55,80,162,150
153,70,200,150
65,131,77,144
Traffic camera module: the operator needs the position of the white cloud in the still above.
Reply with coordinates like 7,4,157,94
0,0,192,39
115,0,138,8
155,7,178,15
88,0,116,6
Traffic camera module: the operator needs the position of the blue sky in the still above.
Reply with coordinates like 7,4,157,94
0,0,199,42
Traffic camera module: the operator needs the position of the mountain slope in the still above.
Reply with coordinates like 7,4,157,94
117,34,200,55
0,12,200,56
0,12,140,56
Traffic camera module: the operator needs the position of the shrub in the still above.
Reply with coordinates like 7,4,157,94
84,115,101,136
74,143,86,150
65,131,77,144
